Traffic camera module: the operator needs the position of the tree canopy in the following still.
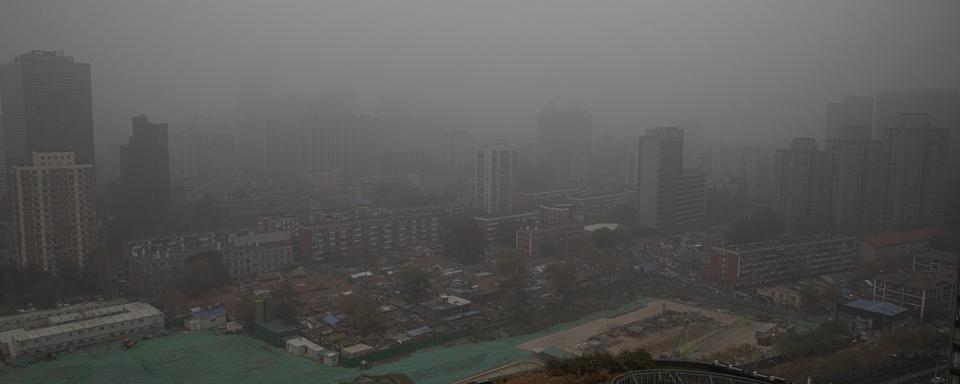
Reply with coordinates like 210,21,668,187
397,266,432,302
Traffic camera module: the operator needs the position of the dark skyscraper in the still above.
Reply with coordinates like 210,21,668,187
882,113,950,230
774,137,832,232
121,115,170,217
875,90,960,173
0,51,94,196
536,104,592,187
0,51,94,166
827,125,885,234
825,96,873,142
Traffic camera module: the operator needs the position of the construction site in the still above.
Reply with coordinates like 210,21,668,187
518,300,776,359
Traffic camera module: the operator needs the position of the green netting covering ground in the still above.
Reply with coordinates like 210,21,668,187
1,298,656,384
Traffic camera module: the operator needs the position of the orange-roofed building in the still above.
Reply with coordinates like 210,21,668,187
861,227,941,271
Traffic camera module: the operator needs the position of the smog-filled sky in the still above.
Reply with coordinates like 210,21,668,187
2,0,958,148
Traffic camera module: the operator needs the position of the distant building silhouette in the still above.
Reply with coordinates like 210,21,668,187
536,104,592,187
827,125,885,234
737,145,773,203
121,115,170,219
774,137,831,232
297,113,380,177
171,125,240,184
474,141,518,214
0,51,95,195
631,127,705,229
12,153,96,272
882,113,950,230
875,89,960,173
825,96,873,142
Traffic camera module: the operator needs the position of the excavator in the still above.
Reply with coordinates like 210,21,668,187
103,336,138,353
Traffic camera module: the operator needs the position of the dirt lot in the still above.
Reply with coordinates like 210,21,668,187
517,299,773,358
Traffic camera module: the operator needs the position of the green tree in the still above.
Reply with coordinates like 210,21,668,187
495,248,527,277
27,268,62,309
591,228,625,249
442,215,486,264
498,273,529,318
271,280,298,322
397,266,432,302
336,292,384,336
545,263,577,302
58,257,87,299
236,289,257,328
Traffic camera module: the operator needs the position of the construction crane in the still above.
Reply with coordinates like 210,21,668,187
673,319,691,357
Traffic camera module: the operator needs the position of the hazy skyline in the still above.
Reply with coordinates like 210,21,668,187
2,0,958,153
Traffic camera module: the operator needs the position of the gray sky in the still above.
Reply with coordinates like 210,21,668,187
2,0,958,148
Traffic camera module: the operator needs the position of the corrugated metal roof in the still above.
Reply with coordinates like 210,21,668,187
844,299,907,316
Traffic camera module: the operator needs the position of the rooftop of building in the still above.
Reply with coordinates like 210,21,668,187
0,299,127,331
863,227,941,247
874,270,953,290
912,249,958,263
474,210,539,221
6,302,162,342
843,299,908,317
190,306,226,319
714,234,856,253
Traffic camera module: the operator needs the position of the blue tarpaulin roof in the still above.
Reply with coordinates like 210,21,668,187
640,262,657,273
323,313,343,326
441,309,481,322
191,306,226,319
844,299,907,316
840,287,855,299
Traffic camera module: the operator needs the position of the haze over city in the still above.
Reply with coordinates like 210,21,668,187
0,1,959,384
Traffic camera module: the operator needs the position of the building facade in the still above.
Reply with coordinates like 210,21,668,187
0,51,94,195
171,127,239,184
516,223,584,259
299,206,440,262
882,113,950,230
827,125,886,234
825,96,873,142
296,113,381,177
875,89,960,174
475,142,518,214
537,105,592,188
860,227,940,271
126,229,296,295
0,302,163,361
873,271,954,321
473,210,540,244
737,145,773,203
705,235,859,288
120,114,170,216
773,137,831,231
632,127,706,229
12,152,97,272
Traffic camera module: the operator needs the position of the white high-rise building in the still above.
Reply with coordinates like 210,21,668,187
12,152,97,272
296,113,380,177
632,127,705,229
475,142,518,215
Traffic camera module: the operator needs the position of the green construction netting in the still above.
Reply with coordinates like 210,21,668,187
2,298,657,384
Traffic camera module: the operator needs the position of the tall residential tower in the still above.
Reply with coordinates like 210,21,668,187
12,153,97,272
0,51,94,194
475,142,518,215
